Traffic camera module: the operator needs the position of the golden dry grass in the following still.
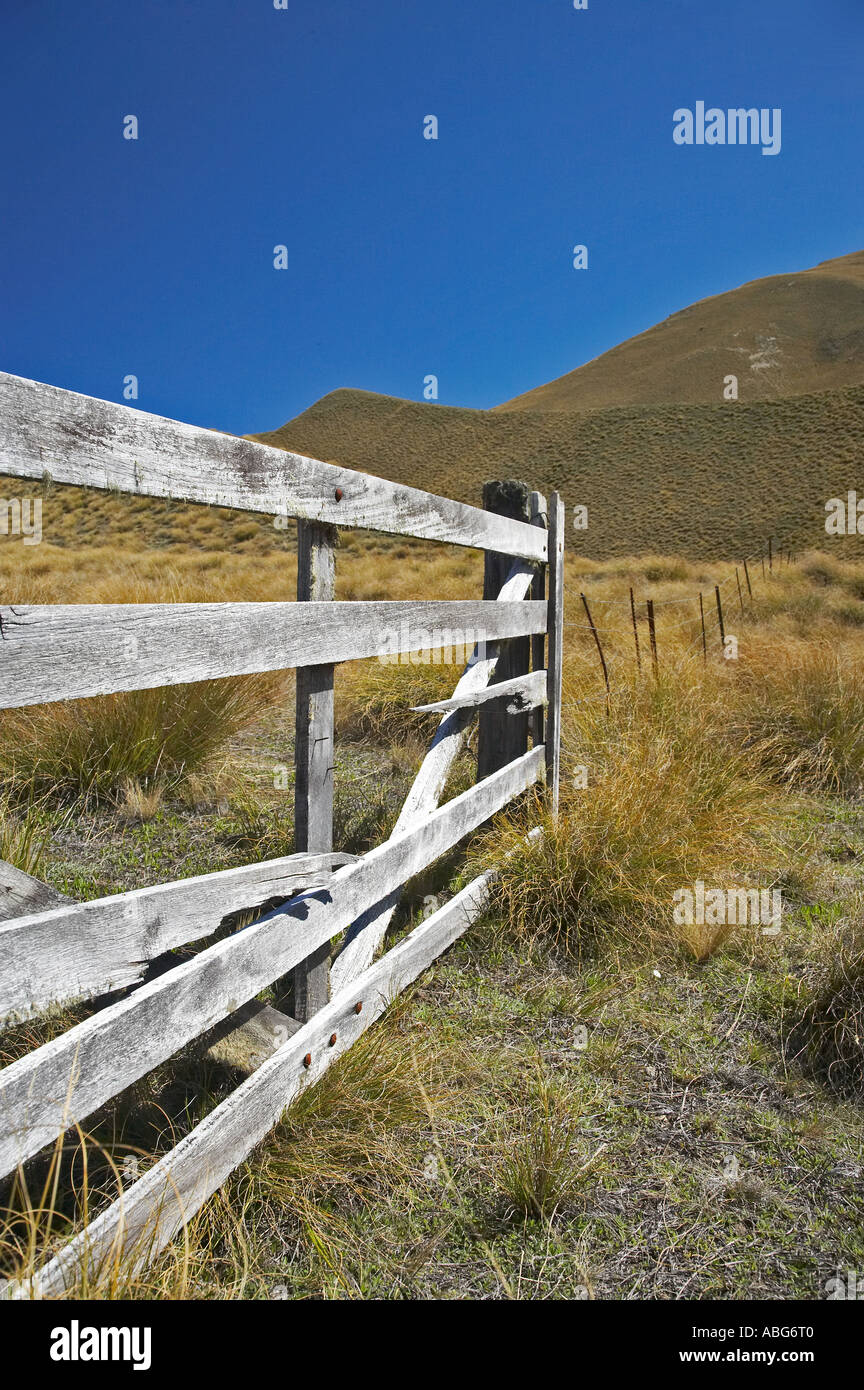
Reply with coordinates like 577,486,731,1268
3,529,864,1297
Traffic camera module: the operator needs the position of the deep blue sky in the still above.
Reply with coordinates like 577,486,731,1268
1,0,862,435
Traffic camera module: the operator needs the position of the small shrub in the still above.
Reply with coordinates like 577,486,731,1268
487,677,769,960
0,795,52,877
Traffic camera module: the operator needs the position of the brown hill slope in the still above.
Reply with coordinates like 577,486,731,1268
252,382,864,560
497,250,864,411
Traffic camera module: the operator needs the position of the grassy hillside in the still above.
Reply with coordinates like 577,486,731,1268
499,249,864,411
253,381,864,561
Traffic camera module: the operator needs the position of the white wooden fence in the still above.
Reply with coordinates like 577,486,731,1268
0,371,563,1295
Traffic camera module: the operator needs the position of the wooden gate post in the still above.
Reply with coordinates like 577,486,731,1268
545,494,565,816
528,491,547,751
293,519,337,1022
478,480,532,779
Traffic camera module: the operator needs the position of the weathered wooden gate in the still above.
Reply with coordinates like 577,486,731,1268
0,371,563,1295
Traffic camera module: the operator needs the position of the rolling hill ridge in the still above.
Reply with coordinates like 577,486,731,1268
251,250,864,559
498,249,864,411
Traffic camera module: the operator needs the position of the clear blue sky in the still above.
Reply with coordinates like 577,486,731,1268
1,0,861,435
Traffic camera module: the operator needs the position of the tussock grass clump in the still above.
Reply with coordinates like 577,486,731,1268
495,1072,600,1221
0,1003,446,1299
0,795,52,876
0,675,285,804
336,660,463,745
788,917,864,1101
736,645,864,795
487,675,771,960
799,554,848,589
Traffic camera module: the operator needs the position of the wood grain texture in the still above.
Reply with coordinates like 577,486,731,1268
6,865,501,1298
529,491,548,749
411,669,546,715
0,600,547,709
545,494,565,816
293,521,336,1022
0,371,546,561
478,482,532,779
203,1002,302,1075
0,747,543,1178
0,851,354,1024
0,860,69,923
330,558,539,992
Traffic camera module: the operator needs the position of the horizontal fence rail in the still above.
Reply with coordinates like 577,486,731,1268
0,372,547,562
0,851,355,1023
0,747,544,1180
1,839,543,1301
0,366,564,1294
0,600,547,709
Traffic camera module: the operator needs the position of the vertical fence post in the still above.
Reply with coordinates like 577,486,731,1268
545,494,565,816
646,599,658,675
736,567,744,616
478,480,532,779
699,592,707,662
528,491,547,751
629,587,641,671
293,519,337,1022
715,583,725,651
581,593,610,712
743,558,752,598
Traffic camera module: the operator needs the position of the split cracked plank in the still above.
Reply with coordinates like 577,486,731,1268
412,669,546,715
0,746,544,1179
4,863,503,1298
0,851,354,1023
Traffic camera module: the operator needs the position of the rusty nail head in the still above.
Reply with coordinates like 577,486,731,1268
334,487,343,501
354,1001,363,1014
303,1053,312,1068
329,1033,337,1047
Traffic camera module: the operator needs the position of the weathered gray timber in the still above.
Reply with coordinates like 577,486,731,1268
0,371,546,560
0,851,353,1023
0,600,546,708
477,481,534,778
0,747,543,1178
0,361,565,1288
292,520,337,1020
411,669,546,715
3,862,504,1299
545,494,565,815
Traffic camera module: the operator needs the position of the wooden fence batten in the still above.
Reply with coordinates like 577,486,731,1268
629,587,641,671
715,584,725,650
646,599,658,675
0,376,564,1290
293,520,337,1022
545,495,565,816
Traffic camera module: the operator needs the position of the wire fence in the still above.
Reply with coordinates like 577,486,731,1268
560,534,801,712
